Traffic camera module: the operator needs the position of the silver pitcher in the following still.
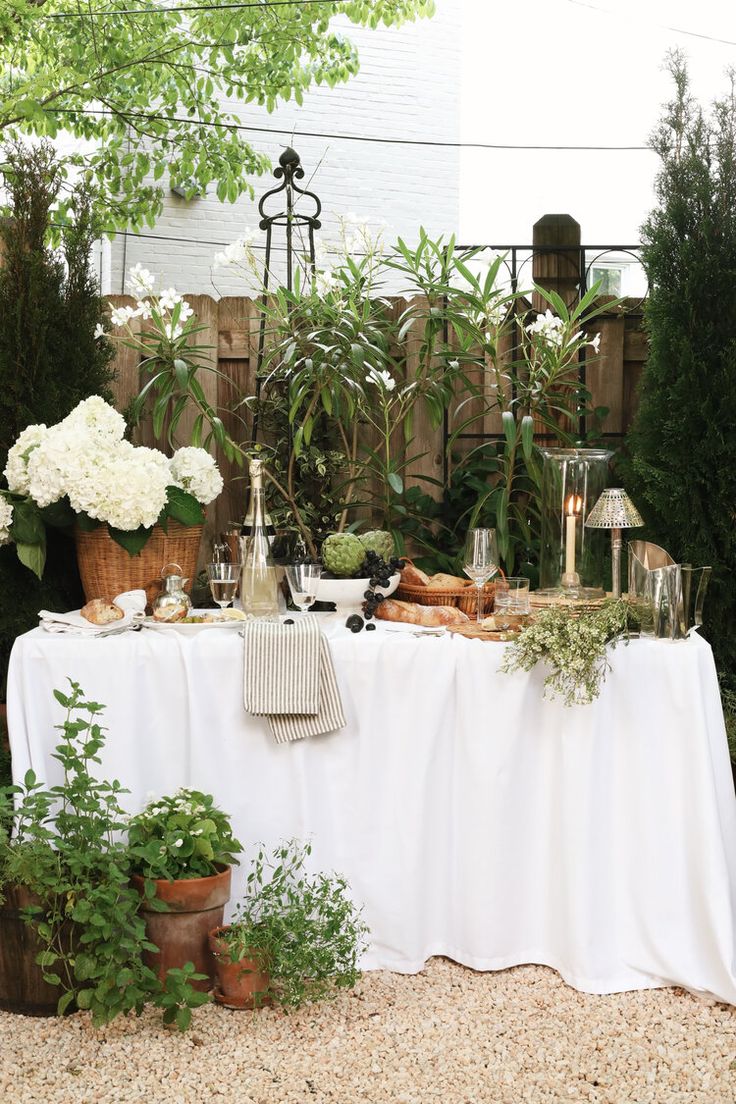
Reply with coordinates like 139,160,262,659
628,541,710,640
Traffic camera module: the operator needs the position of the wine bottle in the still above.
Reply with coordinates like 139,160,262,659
240,458,280,620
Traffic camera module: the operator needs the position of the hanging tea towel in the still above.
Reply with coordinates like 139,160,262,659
243,616,345,743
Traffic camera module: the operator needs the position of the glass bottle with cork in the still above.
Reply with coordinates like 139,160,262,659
240,457,280,619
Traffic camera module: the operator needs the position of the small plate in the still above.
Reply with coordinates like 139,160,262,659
142,609,246,634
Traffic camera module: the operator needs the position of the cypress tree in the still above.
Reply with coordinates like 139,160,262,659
624,52,736,678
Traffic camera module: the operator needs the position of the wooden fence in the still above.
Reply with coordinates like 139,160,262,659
109,291,648,542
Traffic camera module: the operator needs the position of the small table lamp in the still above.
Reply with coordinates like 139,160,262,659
584,488,644,598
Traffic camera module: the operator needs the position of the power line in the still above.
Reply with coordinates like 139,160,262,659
53,107,652,151
41,0,348,19
565,0,736,48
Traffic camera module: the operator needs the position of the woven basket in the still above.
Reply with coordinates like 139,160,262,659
396,580,496,616
75,523,204,609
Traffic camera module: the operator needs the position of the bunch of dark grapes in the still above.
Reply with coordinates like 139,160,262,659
362,552,405,619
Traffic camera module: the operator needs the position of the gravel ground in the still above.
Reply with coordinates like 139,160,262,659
1,959,735,1104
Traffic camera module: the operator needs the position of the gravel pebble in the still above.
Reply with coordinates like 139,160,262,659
1,959,735,1103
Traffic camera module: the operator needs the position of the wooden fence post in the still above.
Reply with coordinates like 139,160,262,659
532,214,581,312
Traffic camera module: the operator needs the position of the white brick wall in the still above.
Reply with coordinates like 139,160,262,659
109,0,461,296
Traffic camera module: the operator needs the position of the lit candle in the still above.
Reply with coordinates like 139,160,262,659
565,495,581,578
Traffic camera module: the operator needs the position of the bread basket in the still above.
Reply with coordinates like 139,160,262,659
396,561,496,615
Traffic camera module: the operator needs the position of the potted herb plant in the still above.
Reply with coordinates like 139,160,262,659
209,840,368,1010
0,680,208,1028
127,789,242,990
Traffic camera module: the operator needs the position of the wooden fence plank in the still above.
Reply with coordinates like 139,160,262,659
586,314,625,436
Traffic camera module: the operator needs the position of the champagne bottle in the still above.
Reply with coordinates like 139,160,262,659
240,458,280,620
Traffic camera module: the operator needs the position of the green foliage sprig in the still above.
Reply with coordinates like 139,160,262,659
127,789,243,882
0,680,210,1027
500,599,640,706
217,840,369,1009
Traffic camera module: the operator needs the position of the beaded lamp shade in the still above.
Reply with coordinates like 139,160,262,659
585,488,644,530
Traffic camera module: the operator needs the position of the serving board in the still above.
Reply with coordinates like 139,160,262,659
447,623,521,642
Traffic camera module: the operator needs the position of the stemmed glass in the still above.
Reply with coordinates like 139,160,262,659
463,528,500,623
207,563,240,610
286,562,322,613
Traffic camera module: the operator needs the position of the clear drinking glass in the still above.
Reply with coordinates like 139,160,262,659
493,576,531,630
207,563,240,610
463,528,499,623
286,562,322,612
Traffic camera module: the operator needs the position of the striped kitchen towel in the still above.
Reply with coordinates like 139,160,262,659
242,616,345,743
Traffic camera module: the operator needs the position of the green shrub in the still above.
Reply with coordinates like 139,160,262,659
0,142,115,700
623,52,736,679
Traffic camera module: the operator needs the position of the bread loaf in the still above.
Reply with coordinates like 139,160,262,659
400,563,431,587
80,599,124,625
376,599,469,627
426,573,472,589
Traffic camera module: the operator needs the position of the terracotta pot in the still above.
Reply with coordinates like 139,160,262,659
0,886,64,1016
209,926,271,1010
131,864,231,991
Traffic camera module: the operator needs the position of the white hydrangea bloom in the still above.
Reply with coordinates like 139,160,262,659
26,427,80,507
0,497,13,545
4,424,48,494
80,443,171,530
127,263,155,299
59,396,126,441
169,447,223,505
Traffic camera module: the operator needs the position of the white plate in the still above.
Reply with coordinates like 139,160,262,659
142,610,245,635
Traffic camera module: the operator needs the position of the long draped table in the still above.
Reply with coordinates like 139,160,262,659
8,621,736,1004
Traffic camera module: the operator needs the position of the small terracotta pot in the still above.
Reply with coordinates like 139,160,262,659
209,926,271,1010
131,864,231,991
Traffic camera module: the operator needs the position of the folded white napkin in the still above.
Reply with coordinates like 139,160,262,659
39,590,147,637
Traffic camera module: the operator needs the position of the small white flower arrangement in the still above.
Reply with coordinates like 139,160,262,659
1,396,223,578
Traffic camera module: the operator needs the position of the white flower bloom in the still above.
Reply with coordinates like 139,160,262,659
158,287,182,312
127,263,156,299
109,305,137,328
526,309,565,348
94,323,106,340
0,497,13,545
173,839,183,848
366,367,396,393
59,397,126,442
133,300,152,321
588,333,601,352
169,447,223,505
4,424,48,495
73,442,170,530
178,300,194,323
165,321,183,341
315,268,336,297
213,232,257,269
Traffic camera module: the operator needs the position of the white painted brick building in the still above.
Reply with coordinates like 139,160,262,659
107,1,462,296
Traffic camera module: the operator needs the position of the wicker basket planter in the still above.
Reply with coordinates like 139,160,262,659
75,522,203,608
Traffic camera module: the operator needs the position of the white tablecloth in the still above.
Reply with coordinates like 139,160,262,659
8,622,736,1003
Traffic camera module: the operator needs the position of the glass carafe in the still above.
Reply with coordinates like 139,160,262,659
240,458,280,620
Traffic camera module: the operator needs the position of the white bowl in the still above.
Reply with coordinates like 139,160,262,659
315,573,400,615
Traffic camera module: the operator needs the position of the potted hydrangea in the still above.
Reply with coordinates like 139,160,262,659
127,789,242,991
1,396,223,603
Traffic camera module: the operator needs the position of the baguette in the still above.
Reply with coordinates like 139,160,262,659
80,599,124,625
376,599,469,627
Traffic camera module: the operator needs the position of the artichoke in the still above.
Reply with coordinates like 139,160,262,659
321,533,367,578
359,530,395,562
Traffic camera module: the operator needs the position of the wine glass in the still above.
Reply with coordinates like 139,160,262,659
463,528,499,623
286,562,322,613
207,563,239,610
